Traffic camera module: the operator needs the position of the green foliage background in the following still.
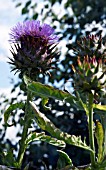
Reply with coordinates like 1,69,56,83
0,0,106,169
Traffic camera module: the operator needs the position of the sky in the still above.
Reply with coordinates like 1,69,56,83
0,0,24,94
0,0,24,142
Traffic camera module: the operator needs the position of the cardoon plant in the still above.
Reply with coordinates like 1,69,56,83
71,35,106,169
9,20,59,79
3,19,106,170
8,20,59,168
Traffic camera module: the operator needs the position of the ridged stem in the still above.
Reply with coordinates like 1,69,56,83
101,115,106,170
88,93,95,168
17,91,32,168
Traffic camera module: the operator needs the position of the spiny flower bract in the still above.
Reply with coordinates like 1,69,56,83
9,20,59,79
73,35,106,60
72,35,106,99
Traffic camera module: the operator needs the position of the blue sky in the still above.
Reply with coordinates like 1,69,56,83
0,0,24,94
0,0,23,141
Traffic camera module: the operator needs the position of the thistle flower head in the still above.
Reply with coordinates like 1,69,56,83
72,55,106,97
74,35,106,60
72,35,106,99
9,20,59,78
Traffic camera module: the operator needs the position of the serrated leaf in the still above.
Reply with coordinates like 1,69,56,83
26,132,45,145
57,150,72,169
24,75,79,107
93,104,106,111
29,101,93,153
4,102,24,126
26,132,66,148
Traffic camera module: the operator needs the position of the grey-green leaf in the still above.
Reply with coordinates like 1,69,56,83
29,101,93,153
24,75,80,107
4,102,24,126
26,132,66,148
93,104,106,111
57,150,72,169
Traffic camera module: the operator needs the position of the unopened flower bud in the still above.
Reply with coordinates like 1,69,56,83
72,35,106,98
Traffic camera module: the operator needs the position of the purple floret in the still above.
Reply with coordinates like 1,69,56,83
9,20,59,78
9,20,59,44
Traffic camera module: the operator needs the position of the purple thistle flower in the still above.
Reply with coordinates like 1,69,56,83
10,20,58,44
9,20,59,78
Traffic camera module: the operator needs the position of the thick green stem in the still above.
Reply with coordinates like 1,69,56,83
88,93,95,168
102,116,106,157
103,123,106,170
17,91,32,168
104,123,106,169
101,115,106,170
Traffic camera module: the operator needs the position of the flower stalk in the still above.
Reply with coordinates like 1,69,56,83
17,90,32,168
88,93,95,168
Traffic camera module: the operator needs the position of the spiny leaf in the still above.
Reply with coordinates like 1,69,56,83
93,104,106,111
29,101,93,153
57,150,72,169
4,102,24,126
24,75,80,108
26,132,66,148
